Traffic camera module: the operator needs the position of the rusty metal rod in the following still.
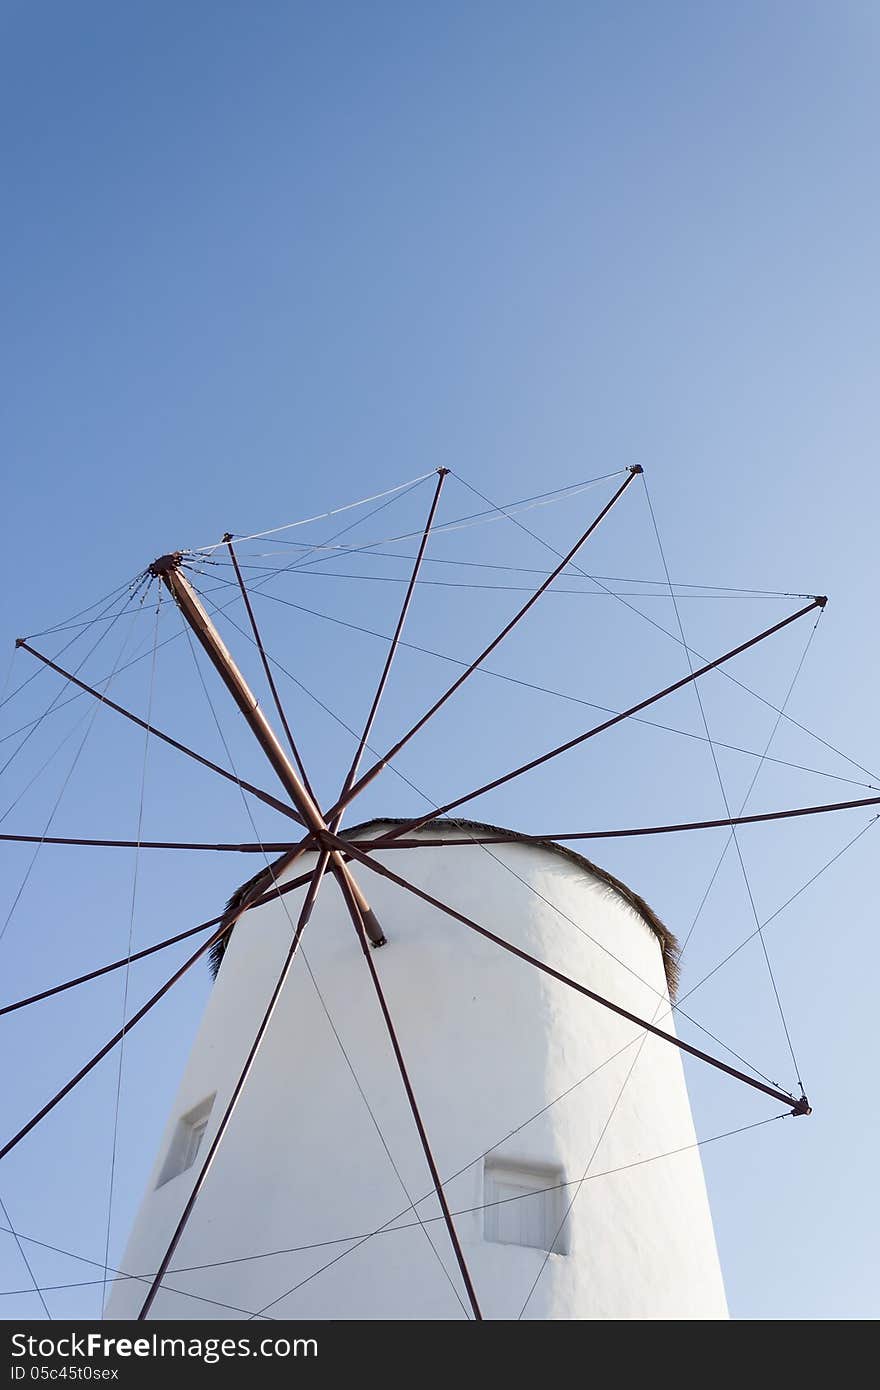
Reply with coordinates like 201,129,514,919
0,856,334,1019
336,468,448,811
322,828,810,1115
0,842,340,1153
331,468,641,814
224,535,317,801
14,641,301,825
335,869,483,1319
153,557,385,946
4,785,879,858
322,471,449,938
341,790,880,848
353,597,827,850
0,920,224,1018
0,834,299,851
320,466,450,974
0,920,233,1161
11,777,873,1019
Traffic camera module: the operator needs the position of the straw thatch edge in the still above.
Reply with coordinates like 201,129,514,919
210,817,680,997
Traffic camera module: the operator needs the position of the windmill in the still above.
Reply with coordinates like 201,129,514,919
2,465,870,1320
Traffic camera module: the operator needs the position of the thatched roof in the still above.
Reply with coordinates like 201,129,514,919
211,817,679,997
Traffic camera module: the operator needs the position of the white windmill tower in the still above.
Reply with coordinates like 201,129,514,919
106,818,732,1321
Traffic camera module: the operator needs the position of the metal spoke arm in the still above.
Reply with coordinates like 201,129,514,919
0,918,233,1162
0,921,221,1018
321,827,811,1116
346,596,827,851
0,860,335,1020
335,467,448,810
0,854,330,1138
0,833,307,851
333,868,482,1319
340,790,880,847
224,534,317,800
137,850,334,1320
3,788,878,857
15,640,301,825
7,782,876,1025
327,468,642,815
7,787,877,1018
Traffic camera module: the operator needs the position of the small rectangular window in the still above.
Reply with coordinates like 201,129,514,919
182,1116,208,1170
483,1158,568,1254
157,1095,216,1186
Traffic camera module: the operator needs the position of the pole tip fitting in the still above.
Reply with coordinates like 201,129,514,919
148,552,184,580
814,595,828,609
629,464,644,475
221,532,234,544
361,907,387,948
791,1094,812,1117
14,637,24,648
437,467,450,477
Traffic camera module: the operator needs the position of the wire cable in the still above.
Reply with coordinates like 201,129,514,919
3,575,141,707
0,1111,788,1310
210,576,874,792
451,470,879,790
191,471,438,553
210,604,788,1086
0,1195,51,1318
643,476,808,1091
210,563,799,600
99,594,162,1317
235,471,626,564
0,603,145,950
235,546,803,597
0,584,143,781
512,482,825,1316
252,477,431,583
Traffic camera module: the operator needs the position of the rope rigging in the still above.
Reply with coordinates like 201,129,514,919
199,568,752,1072
200,578,786,1085
451,470,879,787
224,547,808,598
509,480,825,1316
0,1111,788,1316
208,562,810,600
0,483,828,1112
190,469,440,553
100,593,162,1318
213,469,628,562
2,463,873,1322
1,601,148,952
8,570,873,793
642,474,810,1095
0,583,141,783
2,575,143,705
0,1194,51,1320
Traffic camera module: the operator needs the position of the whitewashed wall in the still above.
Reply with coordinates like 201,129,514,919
107,826,728,1321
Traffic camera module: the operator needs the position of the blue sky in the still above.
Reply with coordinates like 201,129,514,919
1,1,878,1320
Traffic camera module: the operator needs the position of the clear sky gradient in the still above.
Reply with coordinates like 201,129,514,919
1,2,878,1320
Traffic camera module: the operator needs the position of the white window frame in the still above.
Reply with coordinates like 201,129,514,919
157,1094,216,1187
483,1157,569,1255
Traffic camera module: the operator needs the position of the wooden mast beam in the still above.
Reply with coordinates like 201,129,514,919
150,553,386,945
